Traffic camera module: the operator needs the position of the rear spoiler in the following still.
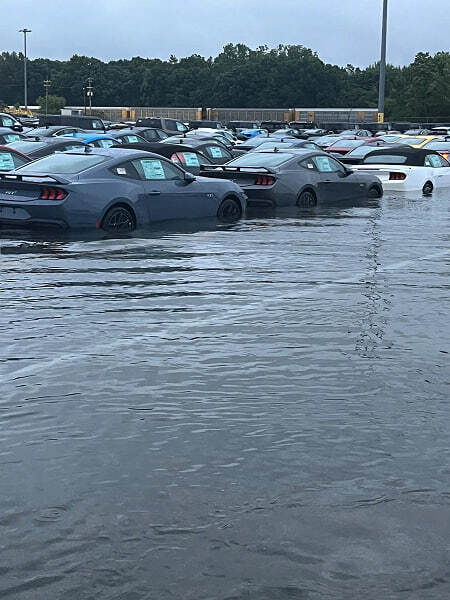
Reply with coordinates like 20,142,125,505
0,173,71,185
200,165,275,174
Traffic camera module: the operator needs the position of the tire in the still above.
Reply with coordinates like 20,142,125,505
297,189,317,208
422,181,433,195
101,205,136,232
368,185,383,198
217,197,242,221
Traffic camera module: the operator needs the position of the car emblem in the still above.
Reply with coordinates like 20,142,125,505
4,190,16,195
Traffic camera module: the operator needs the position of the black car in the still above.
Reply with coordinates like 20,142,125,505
25,125,87,138
338,143,390,165
249,139,322,153
6,137,87,159
38,114,107,131
134,117,188,136
161,136,239,163
118,127,168,142
113,142,214,175
200,149,383,207
0,127,28,145
98,129,149,144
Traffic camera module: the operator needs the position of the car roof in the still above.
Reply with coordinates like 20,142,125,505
363,145,441,165
65,147,174,161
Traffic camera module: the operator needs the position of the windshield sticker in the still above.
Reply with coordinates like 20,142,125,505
210,147,223,158
126,135,139,143
183,152,200,167
0,153,15,170
116,167,127,175
141,159,165,179
4,134,20,143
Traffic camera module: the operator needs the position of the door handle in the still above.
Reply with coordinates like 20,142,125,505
147,190,161,195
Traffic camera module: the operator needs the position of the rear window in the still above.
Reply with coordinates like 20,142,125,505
364,154,408,164
347,145,387,158
255,142,295,151
16,153,107,174
0,151,28,170
227,153,294,168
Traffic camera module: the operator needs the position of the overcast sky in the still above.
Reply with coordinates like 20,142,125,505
1,0,449,67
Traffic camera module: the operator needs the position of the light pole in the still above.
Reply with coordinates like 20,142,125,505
86,77,94,115
19,28,32,110
43,78,51,114
377,0,388,124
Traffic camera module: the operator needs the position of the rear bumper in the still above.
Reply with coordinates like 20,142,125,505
0,202,71,229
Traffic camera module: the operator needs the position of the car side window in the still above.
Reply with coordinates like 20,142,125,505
304,143,317,149
300,159,317,170
0,151,25,170
165,120,178,131
312,155,345,173
93,139,114,148
143,130,158,141
111,161,141,179
1,116,14,127
62,144,83,151
132,158,183,181
425,154,445,168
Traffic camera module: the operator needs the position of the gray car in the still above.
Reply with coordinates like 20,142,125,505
200,149,383,208
0,148,247,231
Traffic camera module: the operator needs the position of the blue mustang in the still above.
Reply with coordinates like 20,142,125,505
63,132,119,148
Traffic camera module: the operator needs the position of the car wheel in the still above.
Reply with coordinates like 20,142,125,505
217,197,242,221
101,205,136,232
422,181,433,195
297,189,317,208
367,185,383,198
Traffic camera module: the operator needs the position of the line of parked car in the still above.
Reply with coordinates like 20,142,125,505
0,111,449,231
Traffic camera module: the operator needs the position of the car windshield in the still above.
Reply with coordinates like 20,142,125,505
7,141,49,153
396,137,425,145
378,135,402,142
364,154,408,164
15,152,107,174
227,153,294,167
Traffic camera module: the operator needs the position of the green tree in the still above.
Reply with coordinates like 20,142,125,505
36,94,66,114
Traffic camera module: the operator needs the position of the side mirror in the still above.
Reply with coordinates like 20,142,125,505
12,124,23,132
184,172,196,184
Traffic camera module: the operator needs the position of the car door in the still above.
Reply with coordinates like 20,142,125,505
424,153,450,184
131,157,212,221
311,155,362,200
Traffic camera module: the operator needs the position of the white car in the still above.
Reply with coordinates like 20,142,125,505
432,126,450,136
351,146,450,194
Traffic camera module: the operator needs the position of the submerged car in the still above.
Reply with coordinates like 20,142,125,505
394,135,441,149
237,128,268,141
338,143,390,165
200,149,383,208
134,117,188,136
0,148,246,230
422,140,450,161
249,139,321,152
161,136,239,163
350,146,450,193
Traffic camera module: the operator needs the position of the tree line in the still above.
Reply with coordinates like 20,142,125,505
1,44,449,119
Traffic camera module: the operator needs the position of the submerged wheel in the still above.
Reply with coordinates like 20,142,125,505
297,190,317,208
217,197,242,221
101,205,135,232
368,185,383,198
422,181,433,195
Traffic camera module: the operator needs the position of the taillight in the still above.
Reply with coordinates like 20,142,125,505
389,172,406,181
255,175,275,185
40,186,67,200
170,152,184,164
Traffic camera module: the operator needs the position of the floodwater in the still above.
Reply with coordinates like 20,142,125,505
0,193,449,600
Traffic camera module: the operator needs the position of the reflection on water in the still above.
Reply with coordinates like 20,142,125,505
1,194,449,599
